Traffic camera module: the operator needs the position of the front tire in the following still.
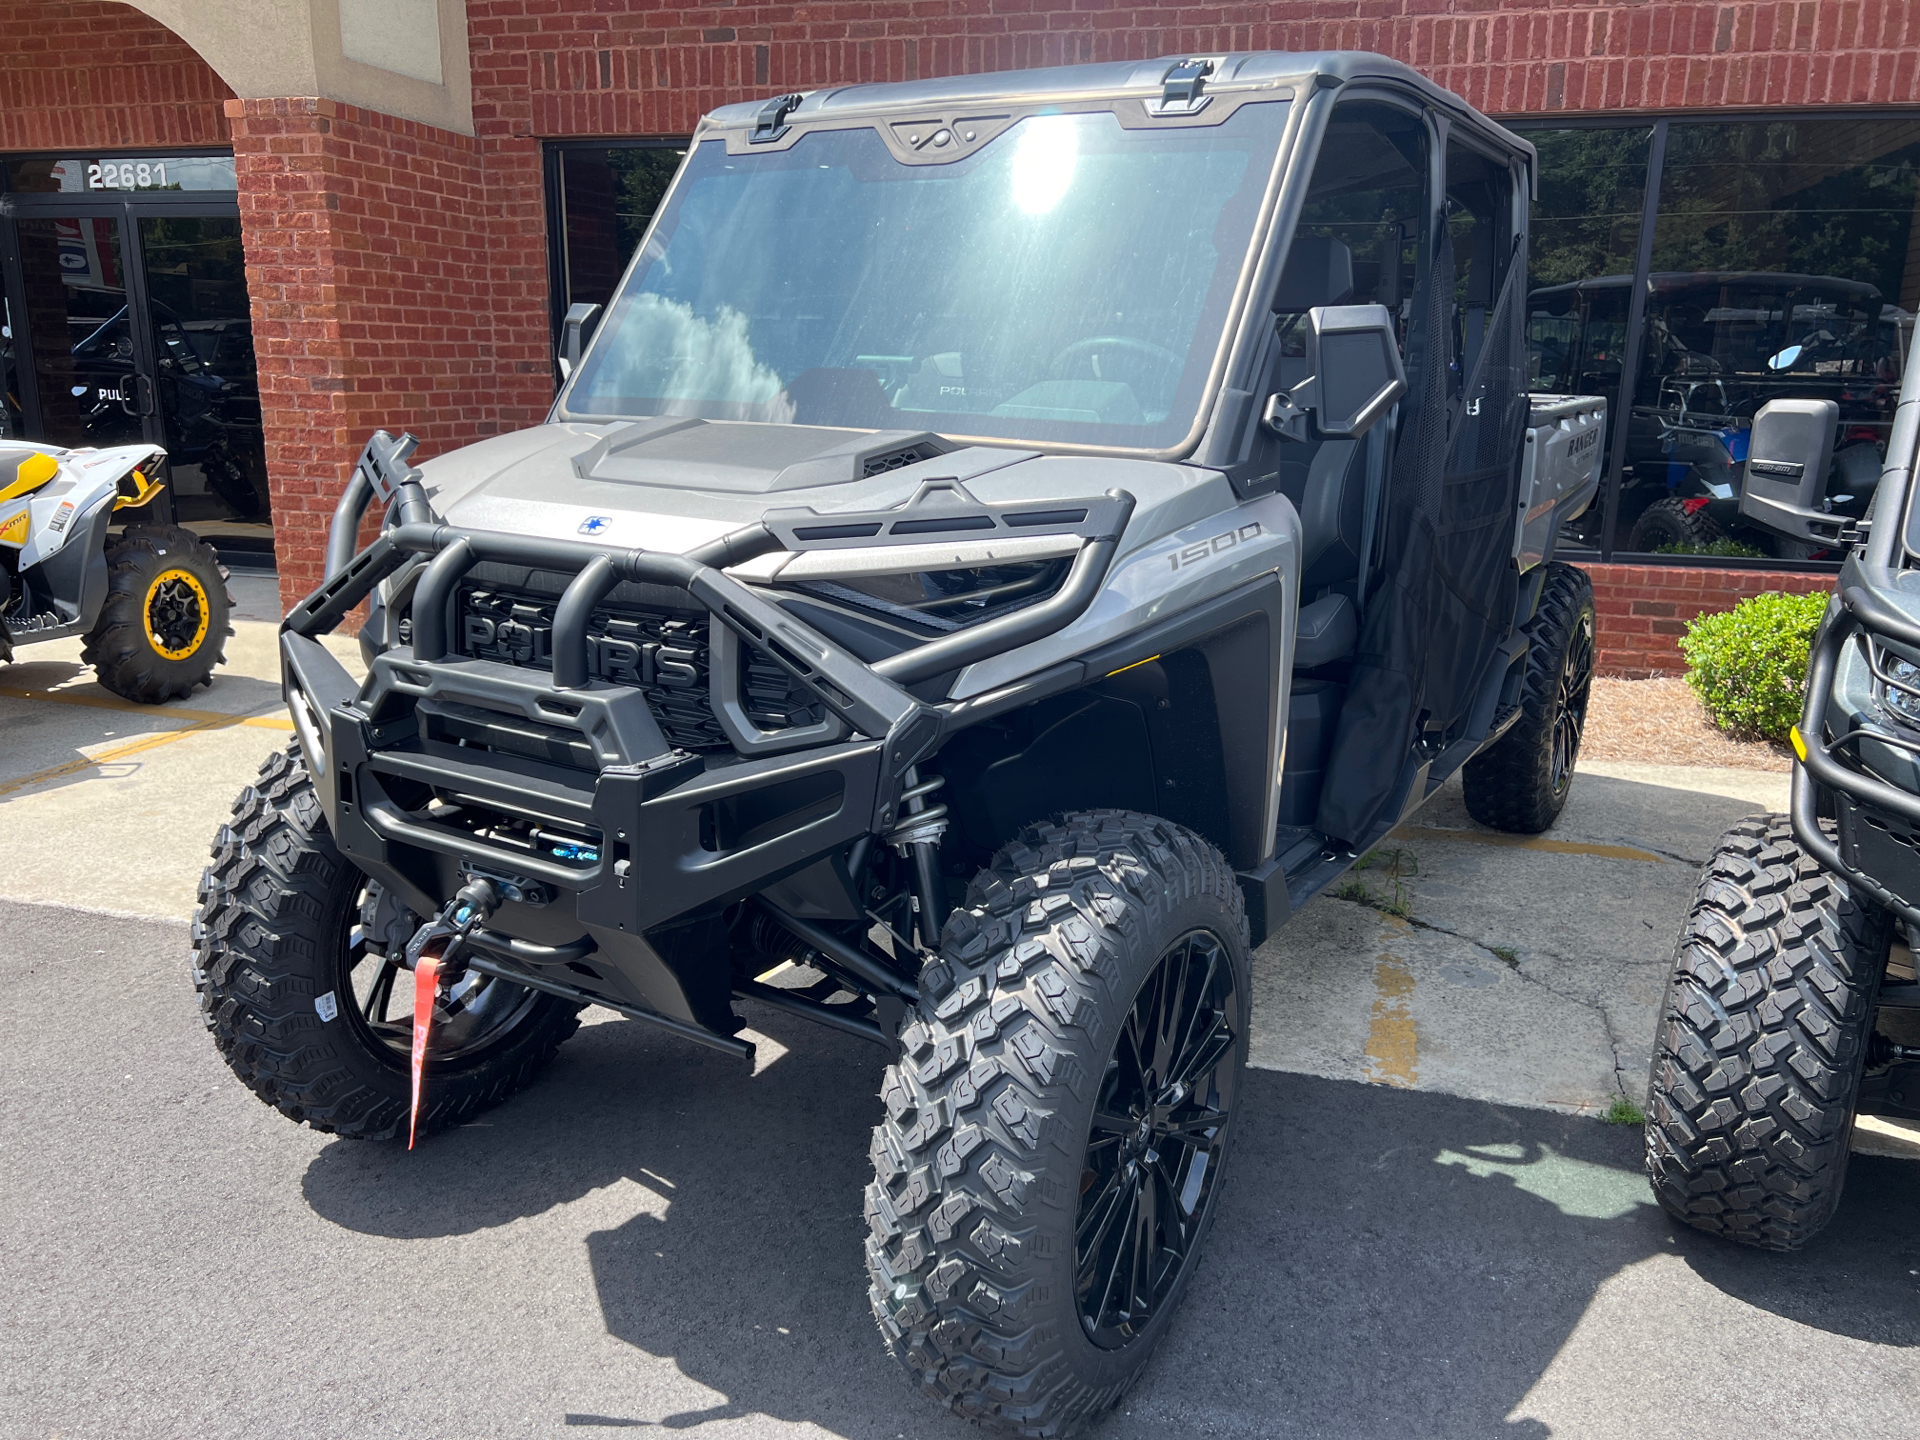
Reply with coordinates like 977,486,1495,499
1462,560,1596,834
83,523,233,702
1644,815,1889,1249
193,744,582,1139
866,810,1251,1437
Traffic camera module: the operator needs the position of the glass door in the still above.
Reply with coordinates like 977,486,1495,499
134,215,270,534
1,154,268,559
11,211,146,451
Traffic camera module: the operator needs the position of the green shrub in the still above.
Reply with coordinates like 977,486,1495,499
1653,537,1767,559
1680,589,1831,741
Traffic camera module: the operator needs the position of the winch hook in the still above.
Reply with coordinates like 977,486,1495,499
403,876,505,1149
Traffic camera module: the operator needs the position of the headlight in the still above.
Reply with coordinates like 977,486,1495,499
1877,648,1920,727
741,532,1083,634
794,559,1070,632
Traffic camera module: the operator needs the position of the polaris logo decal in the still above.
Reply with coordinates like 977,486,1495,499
578,515,612,536
1169,522,1262,571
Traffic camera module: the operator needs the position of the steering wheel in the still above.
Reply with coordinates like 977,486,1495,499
1047,336,1185,387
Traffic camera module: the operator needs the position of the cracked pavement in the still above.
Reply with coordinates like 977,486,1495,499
1250,759,1797,1118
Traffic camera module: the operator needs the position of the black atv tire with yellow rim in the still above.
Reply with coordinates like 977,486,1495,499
83,523,233,703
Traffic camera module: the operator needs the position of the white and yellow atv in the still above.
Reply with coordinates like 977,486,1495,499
0,441,232,702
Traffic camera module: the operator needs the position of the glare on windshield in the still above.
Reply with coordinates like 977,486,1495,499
566,102,1289,451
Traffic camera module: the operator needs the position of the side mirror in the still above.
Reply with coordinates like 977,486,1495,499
558,302,603,381
1264,304,1407,442
1739,397,1839,543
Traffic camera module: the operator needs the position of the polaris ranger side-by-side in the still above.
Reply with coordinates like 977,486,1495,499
195,54,1604,1435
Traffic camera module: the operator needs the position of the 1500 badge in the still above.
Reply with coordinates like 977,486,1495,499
1169,521,1262,571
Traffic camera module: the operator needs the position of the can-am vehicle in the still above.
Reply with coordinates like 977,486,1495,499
194,53,1605,1434
1646,322,1920,1251
1529,271,1909,555
0,439,232,699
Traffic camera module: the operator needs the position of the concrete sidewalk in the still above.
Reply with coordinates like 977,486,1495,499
0,575,360,917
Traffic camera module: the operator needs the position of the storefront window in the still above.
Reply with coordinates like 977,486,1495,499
1616,118,1920,559
1524,126,1653,549
551,143,687,327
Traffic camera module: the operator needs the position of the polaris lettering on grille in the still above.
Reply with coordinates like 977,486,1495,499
455,584,822,751
461,594,701,689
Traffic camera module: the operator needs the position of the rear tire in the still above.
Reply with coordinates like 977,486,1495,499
1462,561,1595,834
84,523,233,702
1644,814,1889,1249
193,744,582,1139
866,810,1251,1437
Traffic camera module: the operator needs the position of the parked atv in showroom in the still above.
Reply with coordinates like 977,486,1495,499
193,53,1604,1435
0,440,232,701
1646,328,1920,1250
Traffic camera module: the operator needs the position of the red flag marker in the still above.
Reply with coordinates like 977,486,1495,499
409,951,444,1150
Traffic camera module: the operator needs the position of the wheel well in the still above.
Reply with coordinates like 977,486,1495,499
933,647,1238,879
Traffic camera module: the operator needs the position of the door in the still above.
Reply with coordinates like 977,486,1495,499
0,155,268,557
11,211,146,451
133,215,269,524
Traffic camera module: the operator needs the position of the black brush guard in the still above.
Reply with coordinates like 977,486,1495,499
284,431,1132,1058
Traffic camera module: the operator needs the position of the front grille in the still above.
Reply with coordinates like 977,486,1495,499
454,576,821,751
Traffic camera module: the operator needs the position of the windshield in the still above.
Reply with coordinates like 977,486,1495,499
566,103,1290,451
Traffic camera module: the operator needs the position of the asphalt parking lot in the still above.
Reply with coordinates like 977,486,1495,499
3,586,1918,1438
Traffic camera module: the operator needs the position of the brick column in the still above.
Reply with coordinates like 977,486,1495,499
224,98,551,613
1576,563,1836,678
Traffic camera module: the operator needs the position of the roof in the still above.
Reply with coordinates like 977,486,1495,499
701,51,1532,161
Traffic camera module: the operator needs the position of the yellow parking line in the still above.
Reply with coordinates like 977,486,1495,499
1392,824,1664,864
0,718,241,799
0,683,293,731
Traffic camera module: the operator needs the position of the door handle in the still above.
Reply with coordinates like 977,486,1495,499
134,373,157,417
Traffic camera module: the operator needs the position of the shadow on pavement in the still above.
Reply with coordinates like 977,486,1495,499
301,1007,1919,1438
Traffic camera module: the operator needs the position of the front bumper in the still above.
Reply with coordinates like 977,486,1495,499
282,434,1133,1049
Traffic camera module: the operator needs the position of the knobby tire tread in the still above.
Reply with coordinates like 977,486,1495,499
1644,813,1888,1249
83,523,234,703
865,808,1249,1438
192,743,580,1139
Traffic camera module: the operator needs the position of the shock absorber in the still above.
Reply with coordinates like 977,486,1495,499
885,766,948,949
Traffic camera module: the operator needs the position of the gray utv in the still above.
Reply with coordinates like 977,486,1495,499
194,52,1603,1435
1646,327,1920,1251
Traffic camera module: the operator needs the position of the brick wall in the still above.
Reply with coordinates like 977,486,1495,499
1578,562,1835,678
0,1,232,151
224,99,552,607
467,0,1920,140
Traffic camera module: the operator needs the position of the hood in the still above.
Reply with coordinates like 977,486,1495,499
417,419,1234,560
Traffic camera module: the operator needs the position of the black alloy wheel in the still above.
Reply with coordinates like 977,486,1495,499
1076,929,1239,1348
1550,604,1596,802
342,880,545,1063
1463,561,1598,834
